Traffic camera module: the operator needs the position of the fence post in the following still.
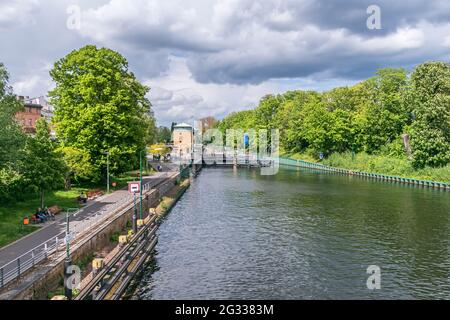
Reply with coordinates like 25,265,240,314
17,258,21,276
0,267,3,288
44,243,48,259
32,250,35,267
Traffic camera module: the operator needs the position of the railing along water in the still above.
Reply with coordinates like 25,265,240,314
279,157,450,190
0,180,155,289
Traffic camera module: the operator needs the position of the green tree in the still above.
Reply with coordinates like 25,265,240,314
156,126,172,143
0,63,25,167
49,45,156,180
254,94,281,130
22,120,66,208
57,146,95,189
0,63,26,203
409,62,450,168
354,68,408,153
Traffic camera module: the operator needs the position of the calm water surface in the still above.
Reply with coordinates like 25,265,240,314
136,166,450,299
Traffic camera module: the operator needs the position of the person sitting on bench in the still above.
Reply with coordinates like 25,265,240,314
78,192,88,204
44,207,55,221
36,209,46,223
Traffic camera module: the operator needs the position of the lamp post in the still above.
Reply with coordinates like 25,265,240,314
105,152,110,194
64,208,78,300
139,150,143,220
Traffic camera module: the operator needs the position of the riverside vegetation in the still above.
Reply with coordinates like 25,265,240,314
0,45,157,246
218,62,450,183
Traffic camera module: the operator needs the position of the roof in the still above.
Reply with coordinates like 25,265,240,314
24,103,43,109
173,122,192,128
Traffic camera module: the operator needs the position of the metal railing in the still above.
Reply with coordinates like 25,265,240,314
279,157,450,190
0,181,156,289
0,232,66,289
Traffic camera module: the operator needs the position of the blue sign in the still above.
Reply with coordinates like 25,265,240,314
244,133,249,148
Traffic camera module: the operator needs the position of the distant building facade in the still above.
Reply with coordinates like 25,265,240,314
15,96,56,136
172,122,193,159
15,96,43,134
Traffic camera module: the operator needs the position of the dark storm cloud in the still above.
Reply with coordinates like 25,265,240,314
292,0,450,35
1,0,450,95
68,0,450,85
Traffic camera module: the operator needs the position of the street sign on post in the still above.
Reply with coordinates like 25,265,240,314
128,181,140,234
128,181,140,194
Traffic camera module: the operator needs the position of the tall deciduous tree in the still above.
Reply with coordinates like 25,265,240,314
354,68,408,153
0,63,25,167
49,45,156,180
0,63,26,203
57,146,95,189
409,62,450,168
22,120,66,208
156,126,172,143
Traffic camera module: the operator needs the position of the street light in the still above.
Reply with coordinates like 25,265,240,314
139,150,143,220
105,152,110,194
64,208,78,300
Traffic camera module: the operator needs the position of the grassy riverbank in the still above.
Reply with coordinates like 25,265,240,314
0,171,154,248
0,189,83,247
282,152,450,184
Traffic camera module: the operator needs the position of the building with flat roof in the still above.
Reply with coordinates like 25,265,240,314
172,122,193,159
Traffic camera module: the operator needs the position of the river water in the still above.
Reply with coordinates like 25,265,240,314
135,166,450,299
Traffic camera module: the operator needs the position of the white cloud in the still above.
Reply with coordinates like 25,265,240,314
145,57,287,125
0,0,40,28
73,0,450,85
1,0,450,127
12,62,53,96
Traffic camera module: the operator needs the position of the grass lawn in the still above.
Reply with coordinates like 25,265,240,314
0,170,156,249
0,188,84,248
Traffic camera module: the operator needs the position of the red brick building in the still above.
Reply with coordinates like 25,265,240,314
15,96,43,134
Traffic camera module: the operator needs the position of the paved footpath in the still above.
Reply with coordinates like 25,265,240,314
0,172,171,274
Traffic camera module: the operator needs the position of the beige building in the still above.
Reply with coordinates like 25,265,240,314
172,123,193,159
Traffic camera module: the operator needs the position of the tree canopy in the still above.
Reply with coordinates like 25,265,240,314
21,120,66,207
49,45,156,180
0,63,26,203
217,62,450,169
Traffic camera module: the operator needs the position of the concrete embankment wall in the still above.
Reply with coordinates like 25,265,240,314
1,173,179,300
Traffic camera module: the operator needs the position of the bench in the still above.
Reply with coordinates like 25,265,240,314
48,205,62,215
86,189,104,200
27,205,61,225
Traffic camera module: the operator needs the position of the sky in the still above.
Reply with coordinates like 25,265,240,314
1,0,449,126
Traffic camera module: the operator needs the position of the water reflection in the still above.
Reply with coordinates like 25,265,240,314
136,167,450,300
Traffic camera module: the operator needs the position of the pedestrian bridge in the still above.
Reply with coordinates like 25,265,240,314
171,152,274,168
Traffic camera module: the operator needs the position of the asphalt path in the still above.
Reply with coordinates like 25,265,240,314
0,173,169,277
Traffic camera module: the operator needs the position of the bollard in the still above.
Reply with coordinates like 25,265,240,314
119,235,128,247
127,229,134,241
92,259,104,276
